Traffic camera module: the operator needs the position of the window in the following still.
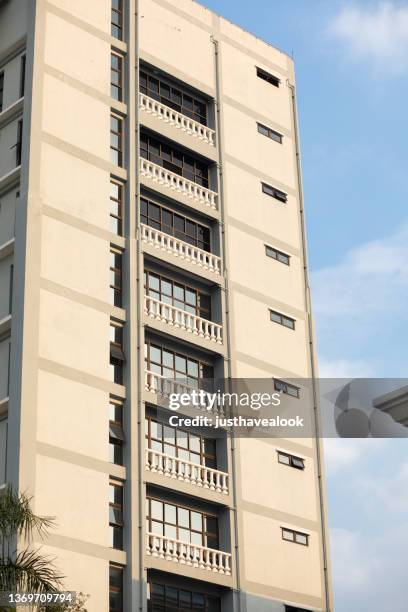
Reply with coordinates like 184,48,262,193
111,114,123,166
140,68,207,126
265,245,290,265
111,53,123,102
256,67,280,87
146,498,219,548
257,123,282,144
270,310,295,330
109,481,124,549
109,564,123,612
145,342,213,389
15,120,23,167
111,0,123,40
110,397,124,465
274,379,300,399
144,270,211,320
262,182,287,203
0,417,7,485
0,72,4,113
141,197,211,252
110,180,124,235
140,133,209,188
278,451,305,470
110,321,125,384
110,248,123,307
145,416,217,469
8,264,14,314
147,580,221,612
281,527,309,546
20,55,26,98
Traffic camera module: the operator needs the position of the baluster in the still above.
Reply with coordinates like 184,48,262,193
146,533,152,555
204,547,211,571
197,464,204,486
211,550,218,572
165,537,173,561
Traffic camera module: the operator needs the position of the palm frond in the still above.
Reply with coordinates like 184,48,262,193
0,547,64,593
0,486,55,541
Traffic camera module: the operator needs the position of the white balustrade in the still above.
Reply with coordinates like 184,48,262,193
140,93,215,147
144,371,225,416
141,224,221,276
146,448,229,494
146,532,232,575
139,158,217,210
144,370,197,396
145,295,223,344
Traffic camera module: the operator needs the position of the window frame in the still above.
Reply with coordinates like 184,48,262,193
19,54,26,99
256,66,280,87
111,0,123,40
110,247,123,307
274,379,300,399
144,269,211,320
111,53,124,102
277,451,305,470
110,320,125,385
146,496,219,549
140,197,211,252
110,114,124,167
147,579,221,612
269,309,296,330
265,244,290,265
144,341,214,387
15,119,23,167
262,182,287,203
140,132,209,188
145,415,217,469
110,180,124,236
109,563,123,612
0,71,4,113
281,527,309,547
109,397,125,466
109,480,124,550
140,67,208,126
257,122,283,144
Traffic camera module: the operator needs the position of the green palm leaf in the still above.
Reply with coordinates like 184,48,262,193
0,486,54,541
0,548,64,593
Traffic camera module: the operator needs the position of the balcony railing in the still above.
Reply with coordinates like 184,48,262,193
145,370,195,394
146,448,229,494
144,371,226,416
145,295,223,344
146,533,232,575
140,158,217,210
140,93,215,147
141,224,221,276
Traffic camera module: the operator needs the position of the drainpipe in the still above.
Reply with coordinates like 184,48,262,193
288,80,332,612
134,0,145,611
211,34,242,612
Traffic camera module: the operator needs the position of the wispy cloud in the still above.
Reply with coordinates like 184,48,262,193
329,1,408,74
324,438,386,473
312,224,408,376
318,358,375,378
328,440,408,611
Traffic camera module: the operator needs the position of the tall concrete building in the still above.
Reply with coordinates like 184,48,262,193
0,0,332,611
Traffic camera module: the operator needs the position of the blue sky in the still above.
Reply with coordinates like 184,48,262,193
200,0,408,610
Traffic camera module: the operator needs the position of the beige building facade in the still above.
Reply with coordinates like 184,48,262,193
0,0,332,611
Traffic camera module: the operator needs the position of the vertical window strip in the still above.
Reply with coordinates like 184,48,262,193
111,0,123,40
